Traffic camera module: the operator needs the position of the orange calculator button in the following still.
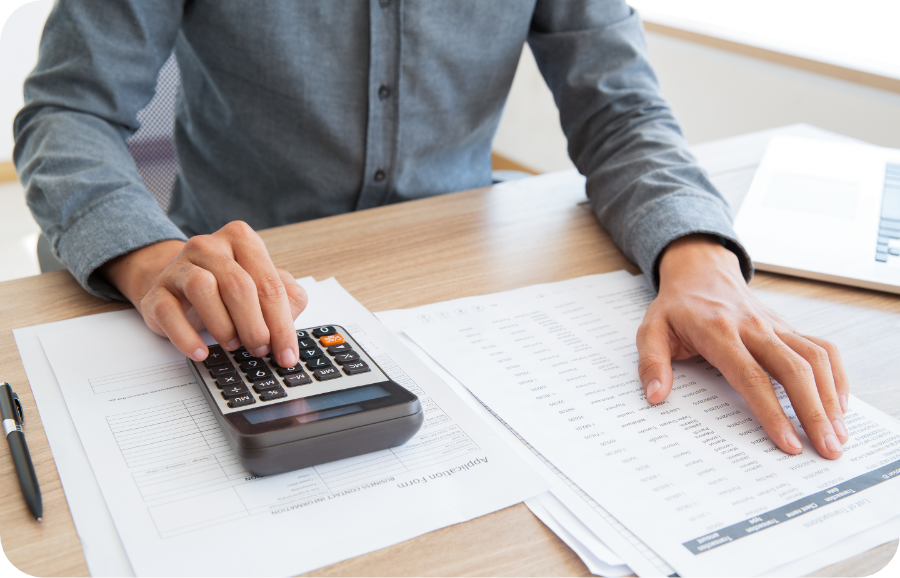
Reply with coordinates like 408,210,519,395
320,334,345,346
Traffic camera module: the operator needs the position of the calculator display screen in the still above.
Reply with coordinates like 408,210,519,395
243,385,391,424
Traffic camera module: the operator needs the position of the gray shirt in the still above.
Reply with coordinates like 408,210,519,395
14,0,752,300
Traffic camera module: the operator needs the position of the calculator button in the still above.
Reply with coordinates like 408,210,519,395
210,363,237,377
258,387,287,402
297,338,317,349
283,372,312,387
204,346,229,367
215,375,243,388
252,378,280,393
239,359,266,372
227,394,256,408
299,347,324,360
306,357,334,370
320,334,345,346
313,367,342,381
221,384,250,398
247,367,274,381
334,351,360,364
233,350,259,363
312,326,338,337
343,361,371,375
327,343,353,355
296,330,311,340
276,363,304,376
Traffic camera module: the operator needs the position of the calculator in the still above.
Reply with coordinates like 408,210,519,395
187,325,423,476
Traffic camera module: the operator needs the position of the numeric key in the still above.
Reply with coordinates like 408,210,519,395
246,366,274,381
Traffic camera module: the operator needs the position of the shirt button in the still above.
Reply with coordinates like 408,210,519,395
379,0,390,7
378,84,391,100
374,169,386,182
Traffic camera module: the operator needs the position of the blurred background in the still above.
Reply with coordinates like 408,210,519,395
2,0,900,282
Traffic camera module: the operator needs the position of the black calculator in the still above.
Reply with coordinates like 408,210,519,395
187,325,423,476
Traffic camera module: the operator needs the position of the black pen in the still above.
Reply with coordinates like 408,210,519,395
0,383,42,522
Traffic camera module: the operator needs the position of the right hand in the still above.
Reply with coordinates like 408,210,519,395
100,221,307,367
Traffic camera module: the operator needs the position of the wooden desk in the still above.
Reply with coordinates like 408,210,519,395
0,178,897,576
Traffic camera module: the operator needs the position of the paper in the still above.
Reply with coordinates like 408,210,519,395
376,272,675,577
404,273,900,576
23,278,547,576
525,495,631,577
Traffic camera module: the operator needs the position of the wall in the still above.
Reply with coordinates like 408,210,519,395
0,0,52,164
492,32,900,173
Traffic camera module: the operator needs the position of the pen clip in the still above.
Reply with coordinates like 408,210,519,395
12,393,23,425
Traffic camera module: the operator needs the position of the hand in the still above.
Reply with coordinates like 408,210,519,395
636,234,849,459
100,221,308,367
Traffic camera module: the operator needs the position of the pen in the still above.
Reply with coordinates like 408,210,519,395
0,383,42,522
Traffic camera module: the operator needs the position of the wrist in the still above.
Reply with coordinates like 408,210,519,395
100,240,185,306
658,234,742,288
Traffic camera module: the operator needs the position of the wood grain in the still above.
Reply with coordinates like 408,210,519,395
0,182,896,576
0,161,17,183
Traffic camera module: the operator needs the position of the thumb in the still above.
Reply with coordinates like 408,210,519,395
636,319,676,404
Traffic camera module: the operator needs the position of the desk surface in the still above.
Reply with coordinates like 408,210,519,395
1,172,898,576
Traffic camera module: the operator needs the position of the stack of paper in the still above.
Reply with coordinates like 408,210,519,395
379,271,900,576
14,278,548,576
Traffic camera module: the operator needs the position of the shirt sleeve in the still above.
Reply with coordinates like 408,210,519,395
527,1,754,288
13,0,188,300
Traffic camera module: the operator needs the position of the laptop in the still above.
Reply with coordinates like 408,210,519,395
734,135,900,294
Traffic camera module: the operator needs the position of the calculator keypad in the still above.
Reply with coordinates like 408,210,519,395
192,325,389,415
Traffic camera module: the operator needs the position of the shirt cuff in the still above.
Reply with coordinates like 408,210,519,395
627,193,754,290
55,189,188,301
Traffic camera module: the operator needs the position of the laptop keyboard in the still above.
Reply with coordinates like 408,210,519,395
875,163,900,262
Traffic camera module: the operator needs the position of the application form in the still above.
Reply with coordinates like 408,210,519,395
405,274,900,576
27,278,547,576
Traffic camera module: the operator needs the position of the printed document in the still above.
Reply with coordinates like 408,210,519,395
25,278,547,576
376,271,674,577
404,274,900,576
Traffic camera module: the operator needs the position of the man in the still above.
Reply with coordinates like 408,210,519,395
14,0,848,460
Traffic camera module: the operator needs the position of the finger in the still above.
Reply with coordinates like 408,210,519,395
277,269,309,320
701,329,804,455
778,331,848,444
226,223,298,368
636,317,677,404
142,287,208,361
803,334,850,414
742,330,842,459
184,237,272,358
175,264,241,351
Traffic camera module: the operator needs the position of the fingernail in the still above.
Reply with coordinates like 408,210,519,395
839,394,848,414
785,431,803,451
280,349,297,367
833,419,848,439
824,433,842,454
226,338,241,351
646,379,661,400
252,346,269,358
191,348,206,361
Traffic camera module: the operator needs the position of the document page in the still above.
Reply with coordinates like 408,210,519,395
35,278,546,576
405,275,900,576
376,272,675,577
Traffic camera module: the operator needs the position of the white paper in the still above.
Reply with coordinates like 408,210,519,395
404,274,900,576
525,495,632,577
376,272,675,577
12,276,319,576
27,278,547,576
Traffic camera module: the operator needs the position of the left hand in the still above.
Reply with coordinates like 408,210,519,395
636,234,849,460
